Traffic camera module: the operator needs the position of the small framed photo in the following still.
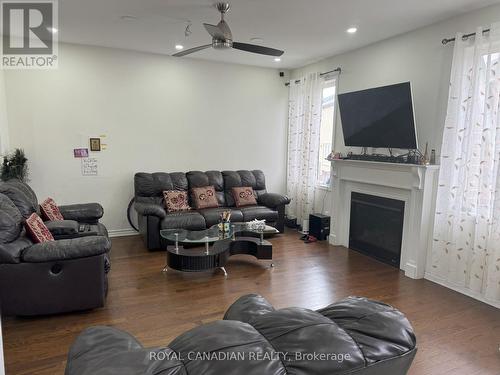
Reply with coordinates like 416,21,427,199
89,138,101,152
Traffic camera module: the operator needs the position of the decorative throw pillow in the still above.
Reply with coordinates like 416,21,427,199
25,213,54,243
163,190,191,212
232,186,257,207
40,197,64,221
191,186,219,209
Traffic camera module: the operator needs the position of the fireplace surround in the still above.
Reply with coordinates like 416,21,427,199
330,159,439,279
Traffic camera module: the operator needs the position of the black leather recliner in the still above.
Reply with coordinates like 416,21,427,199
134,170,291,250
65,294,417,374
0,180,111,316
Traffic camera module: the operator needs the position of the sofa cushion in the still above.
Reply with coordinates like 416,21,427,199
0,193,23,243
163,190,191,212
25,213,54,243
191,186,219,209
232,187,257,207
197,207,244,227
134,172,188,197
161,211,206,230
4,179,39,213
0,182,38,218
40,197,64,221
239,205,278,222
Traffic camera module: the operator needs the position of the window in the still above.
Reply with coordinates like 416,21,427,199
317,78,337,187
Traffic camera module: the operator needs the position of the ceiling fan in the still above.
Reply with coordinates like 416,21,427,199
173,2,284,58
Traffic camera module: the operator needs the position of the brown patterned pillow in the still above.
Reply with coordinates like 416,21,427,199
25,213,54,243
232,186,257,207
163,190,191,213
191,186,219,209
40,197,64,221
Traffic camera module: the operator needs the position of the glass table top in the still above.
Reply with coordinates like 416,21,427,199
160,222,278,244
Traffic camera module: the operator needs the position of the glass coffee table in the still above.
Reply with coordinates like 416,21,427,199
160,223,278,276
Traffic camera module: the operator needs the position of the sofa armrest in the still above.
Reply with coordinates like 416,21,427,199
22,236,111,263
59,203,104,224
258,193,291,208
45,220,79,236
134,202,167,219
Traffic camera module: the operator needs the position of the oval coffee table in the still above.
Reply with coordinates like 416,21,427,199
160,223,277,276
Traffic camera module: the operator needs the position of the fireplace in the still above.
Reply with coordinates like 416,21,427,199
349,192,404,267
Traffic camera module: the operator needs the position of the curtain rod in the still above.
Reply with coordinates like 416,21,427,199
285,67,341,86
442,28,490,45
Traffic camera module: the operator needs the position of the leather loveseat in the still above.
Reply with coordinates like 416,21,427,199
65,294,417,375
134,170,290,250
0,179,111,316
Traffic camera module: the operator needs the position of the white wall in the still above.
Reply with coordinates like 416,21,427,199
4,44,288,233
0,69,9,155
291,3,500,216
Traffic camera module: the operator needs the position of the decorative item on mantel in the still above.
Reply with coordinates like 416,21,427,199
421,142,430,165
326,151,343,161
430,149,436,165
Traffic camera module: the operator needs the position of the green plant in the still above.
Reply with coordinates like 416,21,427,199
1,148,29,182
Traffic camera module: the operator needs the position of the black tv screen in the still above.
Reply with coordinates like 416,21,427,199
338,82,417,149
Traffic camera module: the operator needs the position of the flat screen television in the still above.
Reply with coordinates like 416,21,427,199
338,82,417,149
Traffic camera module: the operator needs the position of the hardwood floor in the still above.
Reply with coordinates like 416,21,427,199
2,230,500,374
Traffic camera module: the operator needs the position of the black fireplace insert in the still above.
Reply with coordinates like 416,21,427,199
349,192,404,267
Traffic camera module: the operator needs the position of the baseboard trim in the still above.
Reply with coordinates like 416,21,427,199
108,229,139,238
424,272,500,309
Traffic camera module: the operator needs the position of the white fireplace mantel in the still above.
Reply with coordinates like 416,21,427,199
329,159,439,279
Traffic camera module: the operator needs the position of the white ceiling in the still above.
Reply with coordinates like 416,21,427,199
57,0,499,69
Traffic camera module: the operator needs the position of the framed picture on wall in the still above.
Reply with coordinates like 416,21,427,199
89,138,101,152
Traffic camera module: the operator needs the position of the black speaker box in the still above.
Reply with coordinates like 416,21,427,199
309,213,330,241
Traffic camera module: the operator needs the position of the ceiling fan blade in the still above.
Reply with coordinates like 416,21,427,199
217,20,232,40
172,44,212,57
232,42,284,57
203,23,225,39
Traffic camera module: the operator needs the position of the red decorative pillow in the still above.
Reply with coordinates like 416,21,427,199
163,190,191,212
232,187,257,207
40,197,64,221
191,186,219,209
25,213,54,243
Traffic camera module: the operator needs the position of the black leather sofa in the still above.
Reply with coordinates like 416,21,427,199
65,294,417,374
134,170,290,250
0,179,111,316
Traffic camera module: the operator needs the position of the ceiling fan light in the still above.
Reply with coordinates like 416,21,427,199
274,57,281,62
175,44,184,50
346,27,358,34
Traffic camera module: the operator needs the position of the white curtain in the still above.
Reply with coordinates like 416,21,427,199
0,69,9,155
429,23,500,305
286,73,322,228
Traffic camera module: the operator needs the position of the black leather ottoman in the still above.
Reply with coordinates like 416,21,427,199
65,294,417,374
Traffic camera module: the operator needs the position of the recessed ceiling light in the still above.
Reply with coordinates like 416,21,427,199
175,44,184,50
346,27,358,34
47,27,58,34
250,37,264,43
274,57,281,62
120,15,138,21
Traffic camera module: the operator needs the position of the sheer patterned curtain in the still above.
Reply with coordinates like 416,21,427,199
286,73,322,229
0,69,9,155
429,23,500,305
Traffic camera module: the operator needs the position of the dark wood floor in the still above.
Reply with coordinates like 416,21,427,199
2,230,500,374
